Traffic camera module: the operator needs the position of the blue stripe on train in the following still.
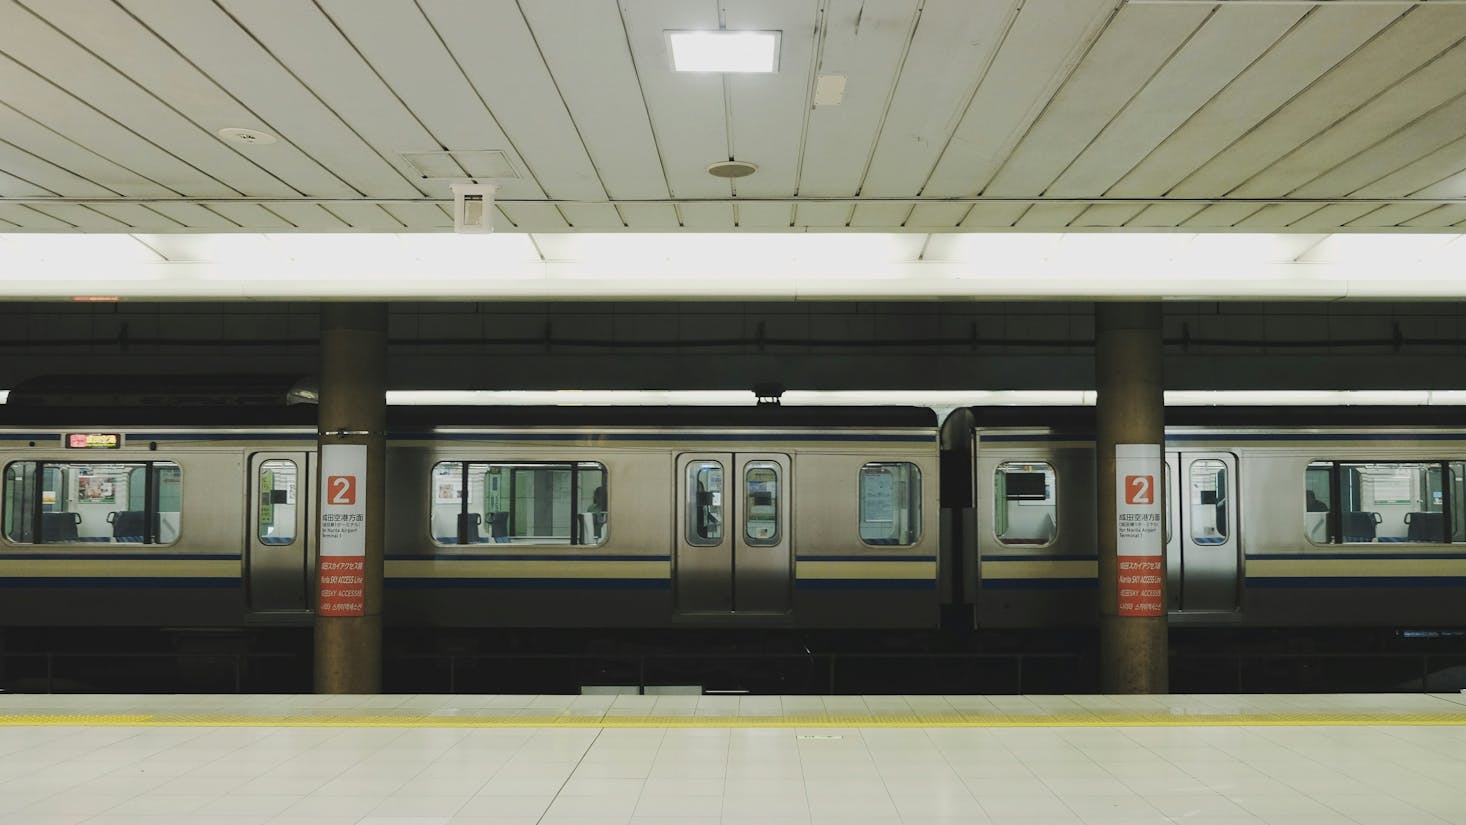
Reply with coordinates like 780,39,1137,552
385,577,670,590
387,554,671,562
984,432,1466,443
1247,576,1466,589
982,578,1098,590
794,579,935,591
389,432,934,443
0,577,239,588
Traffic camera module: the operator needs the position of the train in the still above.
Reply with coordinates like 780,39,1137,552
2,393,1465,634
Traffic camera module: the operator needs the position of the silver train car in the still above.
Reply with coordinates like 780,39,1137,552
944,407,1466,631
2,401,1464,634
0,406,941,629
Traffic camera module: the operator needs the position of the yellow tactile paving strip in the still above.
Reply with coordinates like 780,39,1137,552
3,710,1465,728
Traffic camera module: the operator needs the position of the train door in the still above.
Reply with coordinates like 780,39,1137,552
246,452,312,618
674,453,792,617
1166,451,1240,613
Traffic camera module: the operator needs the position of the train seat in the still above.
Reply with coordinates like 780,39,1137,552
40,511,80,542
1342,510,1382,542
1405,511,1445,542
107,510,154,542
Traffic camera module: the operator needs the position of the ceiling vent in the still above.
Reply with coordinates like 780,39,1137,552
402,150,519,181
707,160,759,179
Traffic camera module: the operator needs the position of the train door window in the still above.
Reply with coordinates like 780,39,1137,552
1188,460,1228,543
1,460,181,545
859,462,921,546
994,461,1057,546
257,460,298,545
431,460,607,547
686,461,724,546
744,463,780,546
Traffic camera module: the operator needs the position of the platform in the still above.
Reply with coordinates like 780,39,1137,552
2,694,1465,824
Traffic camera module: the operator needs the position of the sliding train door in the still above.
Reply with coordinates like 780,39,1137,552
246,452,312,619
1165,451,1240,614
674,453,792,618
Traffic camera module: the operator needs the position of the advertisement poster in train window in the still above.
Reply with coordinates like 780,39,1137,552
1115,443,1164,617
318,444,367,617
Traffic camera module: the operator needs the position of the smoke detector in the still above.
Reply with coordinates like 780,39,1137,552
217,127,277,146
707,160,758,179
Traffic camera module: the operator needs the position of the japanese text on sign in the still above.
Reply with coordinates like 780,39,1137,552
318,444,367,617
1116,444,1164,617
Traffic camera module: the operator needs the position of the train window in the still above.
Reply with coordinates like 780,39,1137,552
1306,460,1464,544
859,462,921,546
686,461,724,547
2,460,181,545
1188,460,1229,543
431,461,606,546
257,460,297,545
744,463,781,546
994,461,1057,546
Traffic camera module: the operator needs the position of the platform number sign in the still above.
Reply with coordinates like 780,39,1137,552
1125,474,1154,505
1115,445,1164,617
326,475,357,506
318,445,367,617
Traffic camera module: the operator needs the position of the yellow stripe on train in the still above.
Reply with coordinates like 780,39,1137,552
1246,557,1466,578
0,559,239,577
794,561,936,580
385,560,670,579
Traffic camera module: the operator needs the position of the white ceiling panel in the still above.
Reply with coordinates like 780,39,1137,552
796,0,919,197
30,203,132,231
117,0,413,198
0,102,171,197
859,0,1018,198
1237,47,1466,199
724,0,817,198
1049,3,1306,197
1404,205,1466,228
1109,4,1404,198
0,50,239,197
23,0,353,199
0,204,70,229
314,0,546,201
984,3,1212,196
1173,6,1466,199
922,0,1116,198
208,203,297,230
796,202,853,228
0,0,300,198
1345,204,1434,229
516,2,669,201
267,203,347,231
621,0,729,199
678,203,735,229
0,0,1464,239
907,203,971,229
736,204,792,229
419,0,609,202
1015,204,1085,229
849,203,914,228
145,202,239,230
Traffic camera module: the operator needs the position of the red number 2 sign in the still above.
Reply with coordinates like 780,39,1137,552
1124,474,1153,505
327,475,357,505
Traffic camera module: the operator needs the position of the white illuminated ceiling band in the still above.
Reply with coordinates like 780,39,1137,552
2,232,1466,300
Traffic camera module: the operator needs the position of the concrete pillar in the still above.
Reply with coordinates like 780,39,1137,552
314,303,387,693
1095,302,1168,693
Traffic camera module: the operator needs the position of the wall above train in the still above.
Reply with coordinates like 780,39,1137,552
3,300,1465,392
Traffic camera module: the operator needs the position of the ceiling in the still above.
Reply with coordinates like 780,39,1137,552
1,0,1465,234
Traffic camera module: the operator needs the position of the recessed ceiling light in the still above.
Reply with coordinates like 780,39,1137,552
707,160,758,179
217,127,277,146
668,31,780,73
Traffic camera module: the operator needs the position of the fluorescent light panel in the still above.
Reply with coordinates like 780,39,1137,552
382,390,1466,407
668,31,779,73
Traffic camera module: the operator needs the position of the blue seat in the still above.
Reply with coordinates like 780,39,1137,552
1405,511,1445,542
1342,510,1381,543
40,511,80,542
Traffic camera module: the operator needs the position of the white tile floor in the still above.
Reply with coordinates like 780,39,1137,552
1,693,1464,824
